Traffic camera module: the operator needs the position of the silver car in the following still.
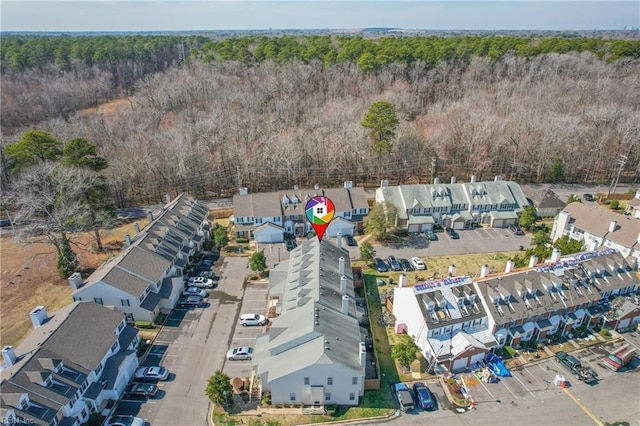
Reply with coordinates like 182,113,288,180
226,347,254,361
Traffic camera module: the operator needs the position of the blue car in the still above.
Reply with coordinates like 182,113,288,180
374,258,389,273
412,382,434,410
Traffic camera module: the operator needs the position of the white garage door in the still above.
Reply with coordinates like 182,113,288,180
493,219,504,228
408,224,420,233
255,231,282,244
617,318,631,330
470,352,486,366
452,357,468,372
453,221,465,230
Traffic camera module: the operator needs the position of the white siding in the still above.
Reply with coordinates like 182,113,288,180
73,282,154,322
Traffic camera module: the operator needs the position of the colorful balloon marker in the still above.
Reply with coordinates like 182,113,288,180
305,196,335,242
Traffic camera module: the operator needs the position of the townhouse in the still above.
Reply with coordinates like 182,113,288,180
233,182,369,243
251,237,370,406
375,176,528,232
1,302,139,426
71,193,211,323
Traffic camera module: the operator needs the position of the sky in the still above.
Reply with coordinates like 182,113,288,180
1,1,639,32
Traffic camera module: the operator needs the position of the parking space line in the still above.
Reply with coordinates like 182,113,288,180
498,377,518,400
511,372,536,398
475,379,498,402
523,367,546,386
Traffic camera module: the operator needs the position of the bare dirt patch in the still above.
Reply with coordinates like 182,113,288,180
78,98,133,119
0,219,148,349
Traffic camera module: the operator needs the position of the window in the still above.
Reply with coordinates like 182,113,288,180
325,393,331,401
304,377,310,385
72,297,82,302
349,392,356,401
117,321,125,332
327,377,333,385
94,362,103,375
352,377,358,385
81,408,87,418
125,313,134,323
120,299,130,307
110,341,118,353
20,398,28,410
289,392,296,401
93,298,103,305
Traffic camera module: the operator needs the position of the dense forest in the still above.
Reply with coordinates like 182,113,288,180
1,34,640,206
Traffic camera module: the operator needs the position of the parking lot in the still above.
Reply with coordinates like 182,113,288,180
385,338,640,426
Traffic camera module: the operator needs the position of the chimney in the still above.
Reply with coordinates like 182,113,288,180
340,275,348,294
359,342,367,367
342,295,350,315
609,220,617,233
471,175,477,183
398,274,406,288
494,175,502,181
635,190,640,200
450,176,456,184
133,222,140,233
344,181,353,189
528,255,538,268
551,248,561,262
29,306,48,329
339,257,345,275
336,232,343,249
2,346,17,367
505,259,515,273
68,272,83,291
147,211,153,222
434,177,440,185
125,234,132,246
380,179,389,188
480,264,490,278
293,184,299,190
239,187,249,196
161,204,165,211
448,264,456,277
314,183,320,190
165,193,171,204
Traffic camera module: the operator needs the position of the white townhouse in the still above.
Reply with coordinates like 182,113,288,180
1,302,139,426
251,238,370,406
376,176,528,233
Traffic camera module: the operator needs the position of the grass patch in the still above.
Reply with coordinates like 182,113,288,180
423,251,522,279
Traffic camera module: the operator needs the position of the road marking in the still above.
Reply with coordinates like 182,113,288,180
524,367,546,386
511,372,536,398
475,378,498,402
498,377,518,399
561,387,605,426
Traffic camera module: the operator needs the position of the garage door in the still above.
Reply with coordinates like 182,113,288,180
617,318,631,330
408,224,420,233
453,221,465,230
493,219,504,228
255,232,282,244
470,352,486,366
452,357,468,372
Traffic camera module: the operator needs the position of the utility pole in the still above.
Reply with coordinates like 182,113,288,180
608,155,627,199
431,157,437,184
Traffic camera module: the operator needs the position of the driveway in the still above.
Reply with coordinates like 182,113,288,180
112,255,250,426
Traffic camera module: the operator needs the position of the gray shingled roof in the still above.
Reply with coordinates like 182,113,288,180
561,202,640,249
527,189,566,209
118,247,171,284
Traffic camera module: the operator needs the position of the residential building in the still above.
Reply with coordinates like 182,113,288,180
251,238,369,406
392,275,497,373
233,182,369,243
551,201,640,261
1,302,139,426
526,189,566,218
71,193,211,323
625,190,640,219
375,176,528,233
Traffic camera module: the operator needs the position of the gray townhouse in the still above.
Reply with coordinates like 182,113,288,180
70,193,211,323
251,237,371,406
233,182,369,243
1,302,139,426
375,176,528,232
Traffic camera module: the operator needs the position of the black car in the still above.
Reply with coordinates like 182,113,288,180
445,227,459,239
387,256,402,271
344,234,357,246
285,240,297,251
125,383,158,398
425,230,438,241
412,382,434,410
583,193,594,202
509,225,524,236
374,258,389,273
399,258,414,271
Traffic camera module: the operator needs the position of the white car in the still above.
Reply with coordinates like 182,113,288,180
239,313,267,327
411,257,426,270
188,276,214,288
134,366,169,381
105,416,144,426
226,347,254,361
183,286,208,298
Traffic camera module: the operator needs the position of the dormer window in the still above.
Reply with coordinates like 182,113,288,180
292,195,300,204
282,195,290,205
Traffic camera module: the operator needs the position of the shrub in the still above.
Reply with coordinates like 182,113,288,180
600,328,611,337
261,392,271,406
610,200,619,210
236,237,249,243
134,321,154,329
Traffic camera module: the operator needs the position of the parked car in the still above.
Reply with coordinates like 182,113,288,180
188,276,215,288
425,230,438,241
134,366,169,381
391,383,415,411
183,287,208,298
226,346,254,361
411,257,426,270
387,255,402,271
445,227,460,239
374,258,389,273
0,219,11,227
239,313,267,327
179,295,204,307
583,193,594,202
412,382,434,410
508,225,524,236
105,415,145,426
399,258,414,271
345,234,357,246
286,239,297,251
124,383,158,398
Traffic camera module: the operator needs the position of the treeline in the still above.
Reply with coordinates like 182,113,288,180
195,35,640,68
0,35,206,130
